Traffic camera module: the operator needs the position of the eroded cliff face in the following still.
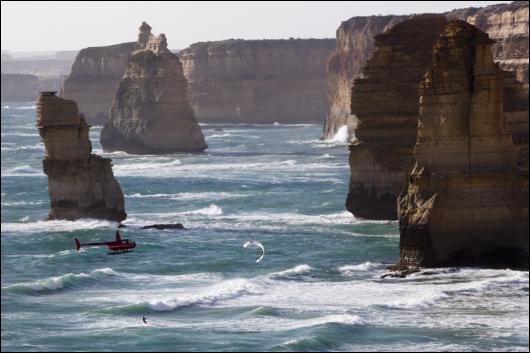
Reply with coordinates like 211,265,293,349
447,1,529,91
179,39,335,123
100,22,207,154
36,91,126,221
345,15,449,220
325,1,529,141
322,15,406,140
397,21,528,268
61,42,135,125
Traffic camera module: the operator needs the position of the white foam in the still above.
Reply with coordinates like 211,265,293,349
1,105,36,110
272,265,313,277
2,165,44,177
273,122,281,126
2,200,44,206
0,132,40,137
208,133,233,138
1,143,45,152
1,218,117,234
183,204,223,216
338,262,385,275
328,125,350,144
125,192,246,201
145,279,259,311
3,268,117,293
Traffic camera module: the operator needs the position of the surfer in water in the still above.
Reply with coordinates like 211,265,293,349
142,316,148,324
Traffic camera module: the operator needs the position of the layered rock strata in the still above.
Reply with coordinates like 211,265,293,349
100,22,207,153
397,21,528,268
324,1,529,141
36,91,126,221
322,15,406,141
179,38,335,123
345,15,449,219
61,42,135,124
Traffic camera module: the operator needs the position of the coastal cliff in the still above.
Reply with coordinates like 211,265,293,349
324,1,529,141
179,38,335,123
322,15,406,141
397,21,529,268
61,42,135,125
36,91,126,221
343,1,529,220
100,22,207,154
345,15,448,220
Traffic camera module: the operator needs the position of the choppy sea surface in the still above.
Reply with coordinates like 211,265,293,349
1,102,529,352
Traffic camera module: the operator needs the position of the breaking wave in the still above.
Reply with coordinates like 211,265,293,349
108,279,259,313
272,265,313,277
2,165,43,177
2,268,117,294
1,218,117,234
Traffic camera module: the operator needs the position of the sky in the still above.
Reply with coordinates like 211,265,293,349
2,1,508,52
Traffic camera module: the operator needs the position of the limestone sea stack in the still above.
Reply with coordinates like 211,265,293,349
36,91,126,221
345,15,449,219
179,39,335,124
100,22,207,154
61,42,135,125
397,21,529,268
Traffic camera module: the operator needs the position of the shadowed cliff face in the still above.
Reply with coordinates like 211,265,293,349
61,42,136,125
324,1,529,141
179,39,335,124
398,21,529,269
100,22,207,154
345,15,449,220
36,92,126,222
1,73,62,101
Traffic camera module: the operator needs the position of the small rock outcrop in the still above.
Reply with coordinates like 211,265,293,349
37,91,126,221
397,21,528,269
100,22,207,154
179,38,335,123
345,15,449,219
61,42,135,125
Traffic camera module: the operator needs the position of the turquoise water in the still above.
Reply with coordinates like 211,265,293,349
1,103,528,352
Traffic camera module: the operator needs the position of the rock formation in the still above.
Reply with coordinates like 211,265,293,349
322,15,406,141
179,38,335,123
447,1,529,91
61,42,135,125
36,91,126,222
100,22,207,153
345,15,449,219
324,1,529,141
397,21,528,268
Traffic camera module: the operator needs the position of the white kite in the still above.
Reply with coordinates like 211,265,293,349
243,240,265,263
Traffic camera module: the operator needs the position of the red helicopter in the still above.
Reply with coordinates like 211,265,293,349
75,230,136,254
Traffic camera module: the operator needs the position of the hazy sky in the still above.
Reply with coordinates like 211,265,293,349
2,1,508,52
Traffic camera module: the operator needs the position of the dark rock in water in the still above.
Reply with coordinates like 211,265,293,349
141,223,185,230
118,223,128,228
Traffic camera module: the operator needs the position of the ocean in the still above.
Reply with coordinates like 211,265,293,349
1,102,528,351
